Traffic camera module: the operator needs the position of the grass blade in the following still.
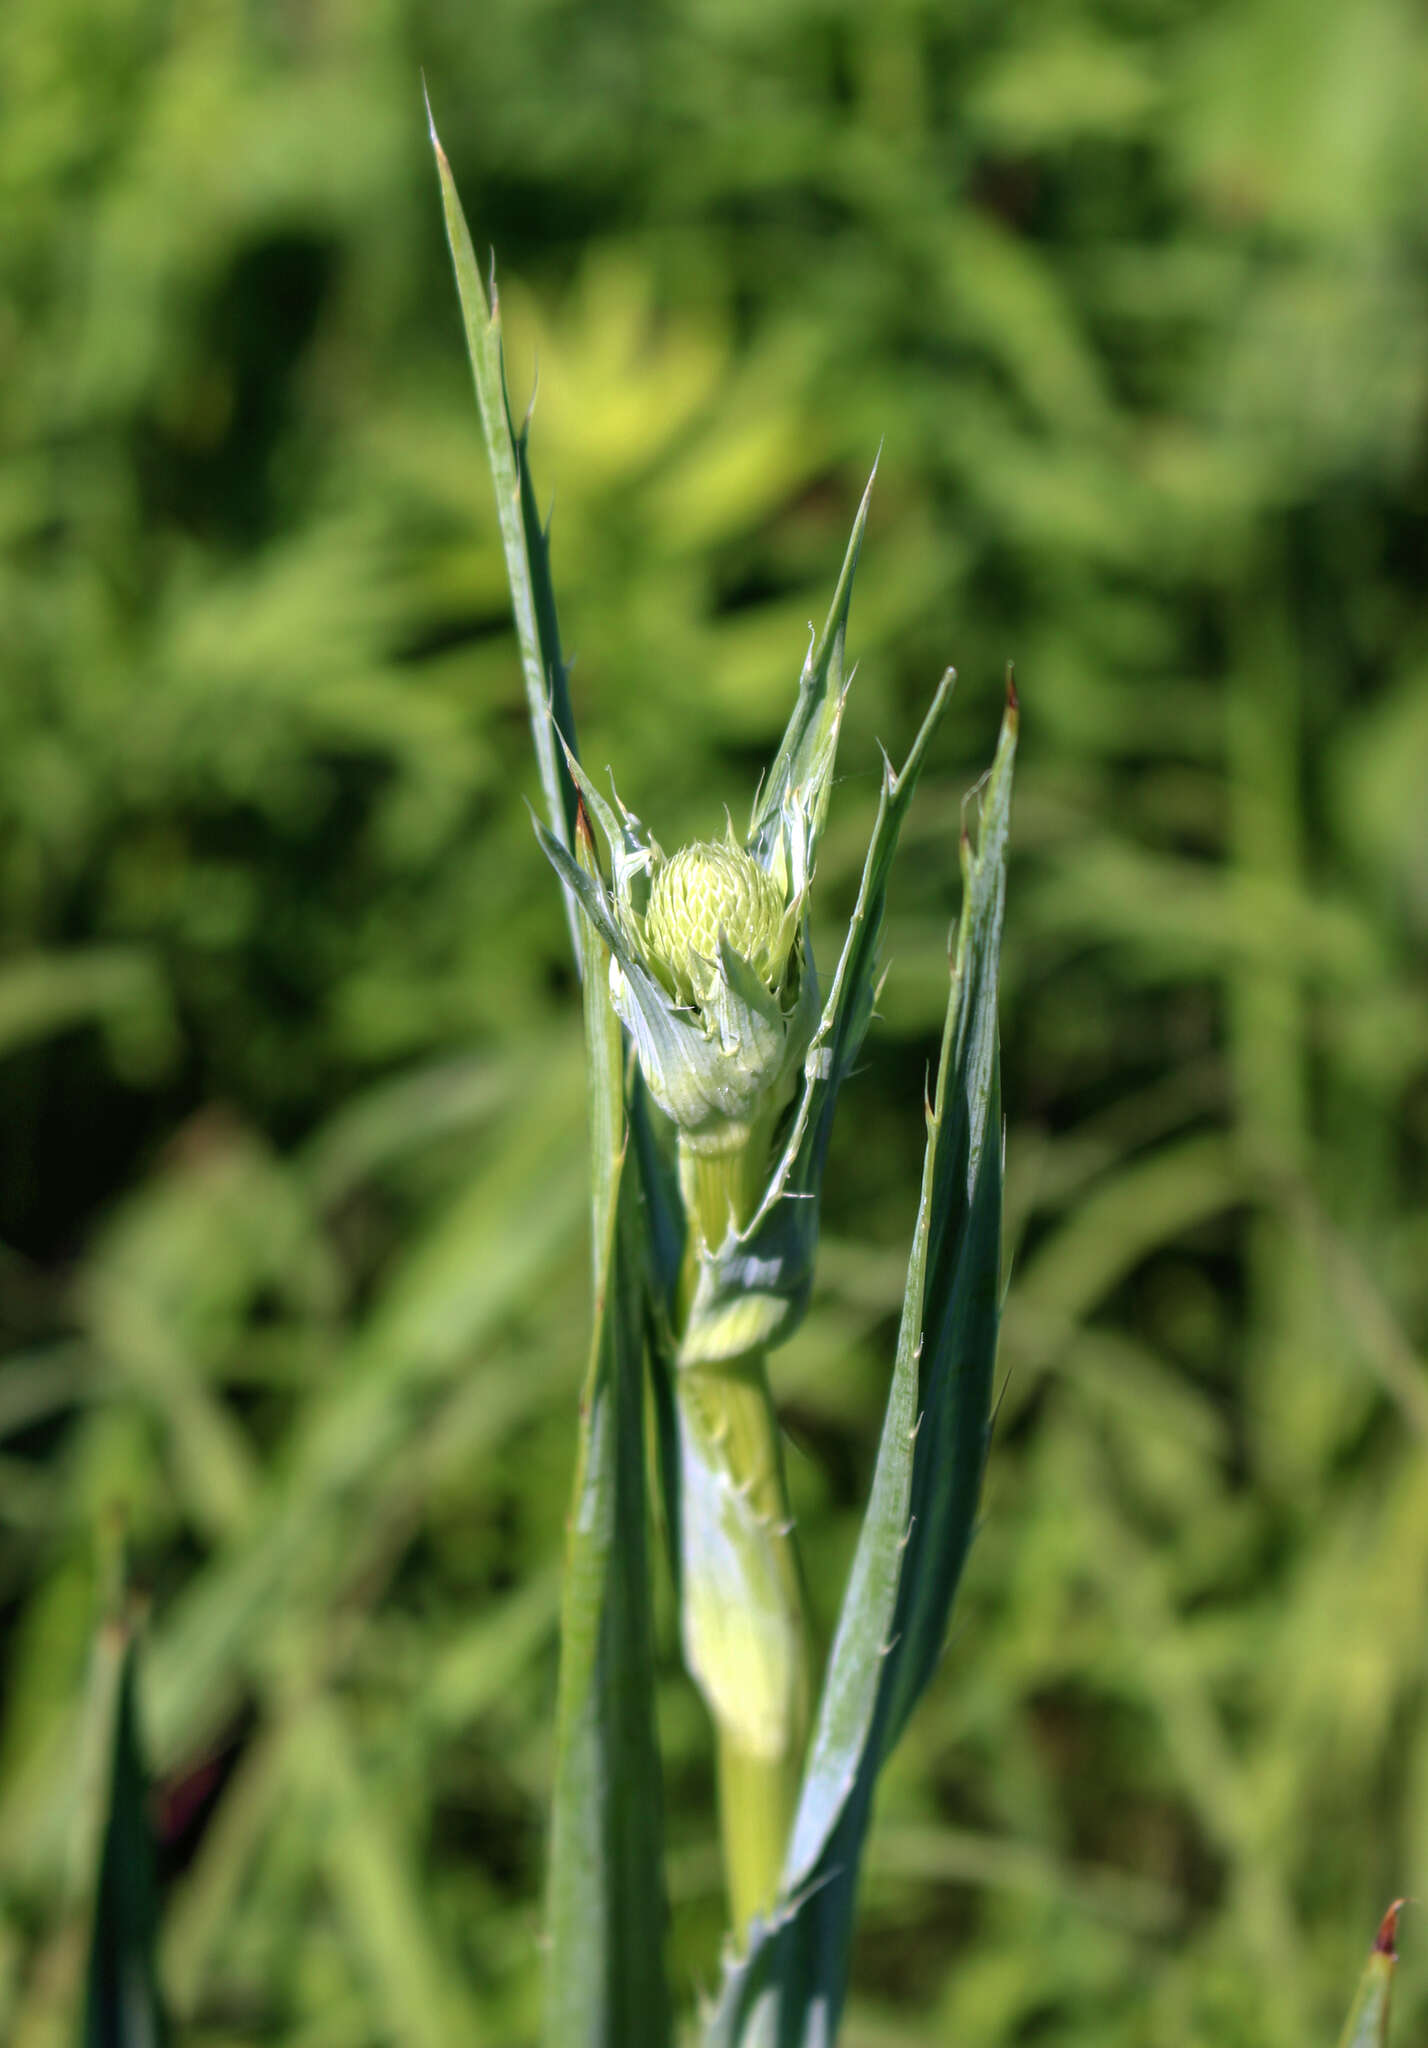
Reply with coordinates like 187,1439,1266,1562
1336,1903,1403,2048
83,1623,168,2048
545,803,671,2048
708,689,1017,2048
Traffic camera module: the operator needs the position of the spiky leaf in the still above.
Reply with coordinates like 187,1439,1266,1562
544,805,671,2048
429,163,678,2010
427,103,581,942
748,462,877,869
707,692,1017,2048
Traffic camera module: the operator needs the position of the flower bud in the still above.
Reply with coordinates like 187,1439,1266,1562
645,841,789,1007
538,753,818,1158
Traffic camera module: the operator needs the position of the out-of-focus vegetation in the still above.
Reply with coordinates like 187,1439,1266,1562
1,0,1426,2042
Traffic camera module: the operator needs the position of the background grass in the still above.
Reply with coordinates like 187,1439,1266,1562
2,1,1427,2042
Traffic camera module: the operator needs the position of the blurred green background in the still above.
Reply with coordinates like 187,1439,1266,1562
3,0,1427,2042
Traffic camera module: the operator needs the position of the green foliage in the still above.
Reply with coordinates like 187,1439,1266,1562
1,0,1426,2042
84,1625,167,2048
437,108,1018,1997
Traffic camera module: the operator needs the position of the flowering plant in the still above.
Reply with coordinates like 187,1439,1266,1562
431,107,1017,2047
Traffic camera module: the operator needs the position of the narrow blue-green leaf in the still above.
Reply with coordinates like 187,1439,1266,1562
83,1625,168,2048
427,105,581,934
1336,1903,1402,2048
707,691,1017,2048
748,462,878,865
545,803,671,2048
628,1070,684,1328
873,698,1014,1756
427,177,678,1942
572,802,627,1273
629,1069,687,1599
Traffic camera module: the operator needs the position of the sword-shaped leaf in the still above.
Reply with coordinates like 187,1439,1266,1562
83,1624,168,2048
430,164,680,2004
427,103,581,941
706,689,1016,2048
545,803,671,2048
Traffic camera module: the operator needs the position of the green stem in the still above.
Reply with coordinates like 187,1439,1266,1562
716,1720,802,1936
675,1117,774,1259
673,1130,811,1936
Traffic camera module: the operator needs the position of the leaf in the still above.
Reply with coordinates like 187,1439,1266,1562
544,804,672,2048
629,1069,688,1602
1336,1902,1403,2048
707,689,1017,2048
83,1624,168,2048
427,101,582,952
429,153,672,2035
748,462,877,869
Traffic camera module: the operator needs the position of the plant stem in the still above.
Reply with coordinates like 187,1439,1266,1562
673,1131,811,1935
716,1716,803,1936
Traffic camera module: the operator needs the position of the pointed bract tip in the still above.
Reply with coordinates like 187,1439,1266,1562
421,74,441,153
575,791,594,851
1375,1900,1409,1956
1005,662,1019,713
852,448,881,528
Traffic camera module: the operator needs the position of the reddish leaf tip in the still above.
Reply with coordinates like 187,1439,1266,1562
1005,661,1019,712
1376,1899,1409,1957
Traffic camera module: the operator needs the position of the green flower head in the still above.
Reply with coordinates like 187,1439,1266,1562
645,838,792,1008
530,468,965,1360
533,467,882,1173
539,748,828,1155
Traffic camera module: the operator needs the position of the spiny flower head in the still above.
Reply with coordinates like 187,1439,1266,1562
539,744,826,1154
645,837,792,1008
534,467,876,1170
